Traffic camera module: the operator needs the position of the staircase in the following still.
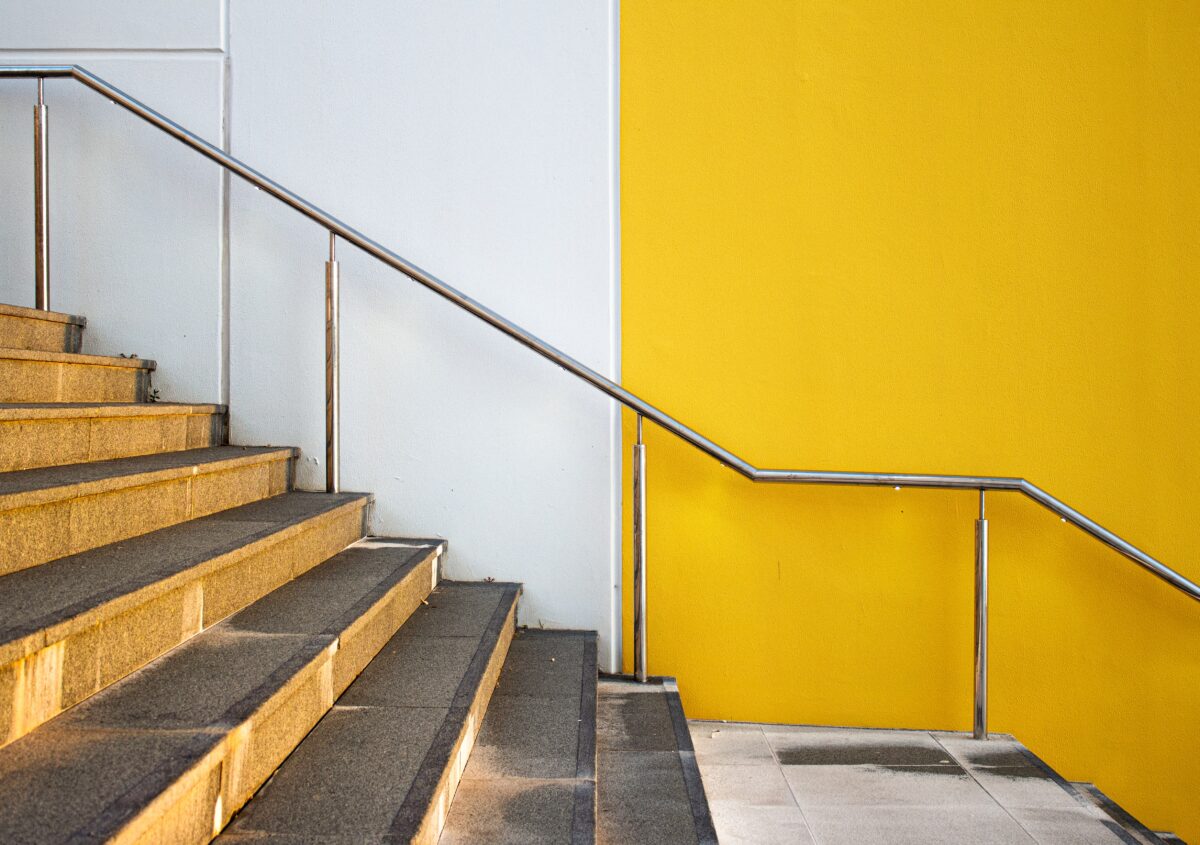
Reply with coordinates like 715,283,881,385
0,302,714,844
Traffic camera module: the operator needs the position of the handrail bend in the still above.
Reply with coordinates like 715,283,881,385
1,64,1195,605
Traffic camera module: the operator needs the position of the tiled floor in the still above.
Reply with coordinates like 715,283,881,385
689,722,1136,845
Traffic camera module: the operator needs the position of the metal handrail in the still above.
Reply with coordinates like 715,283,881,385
3,64,1196,737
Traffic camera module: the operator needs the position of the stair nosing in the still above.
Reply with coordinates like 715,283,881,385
0,302,86,326
0,493,372,667
0,346,155,369
0,540,443,844
0,446,298,511
0,402,226,421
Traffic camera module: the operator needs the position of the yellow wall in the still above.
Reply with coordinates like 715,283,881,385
620,1,1199,839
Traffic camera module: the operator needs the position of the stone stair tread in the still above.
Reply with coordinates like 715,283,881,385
0,445,294,506
0,491,368,660
220,581,521,843
0,302,86,325
597,677,717,845
439,628,598,845
0,346,154,369
0,401,225,419
0,538,443,844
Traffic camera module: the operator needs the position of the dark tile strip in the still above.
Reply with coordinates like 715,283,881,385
387,583,519,840
1074,782,1171,845
570,633,599,845
661,678,719,845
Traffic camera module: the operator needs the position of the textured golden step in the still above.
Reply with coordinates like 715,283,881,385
0,538,443,844
0,402,227,472
222,581,521,845
0,303,85,354
0,347,155,403
0,491,371,749
0,445,296,576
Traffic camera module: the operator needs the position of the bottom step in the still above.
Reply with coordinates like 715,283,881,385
596,677,717,845
0,537,441,844
440,629,599,844
221,581,521,844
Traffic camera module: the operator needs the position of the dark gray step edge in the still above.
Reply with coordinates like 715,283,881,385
1070,781,1179,845
0,493,371,646
571,633,599,845
387,582,522,841
660,677,719,845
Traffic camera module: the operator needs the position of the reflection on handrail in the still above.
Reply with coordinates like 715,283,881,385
2,64,1194,603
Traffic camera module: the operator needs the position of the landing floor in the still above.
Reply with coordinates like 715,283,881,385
689,723,1140,845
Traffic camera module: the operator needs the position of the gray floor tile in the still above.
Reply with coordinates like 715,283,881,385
782,763,996,809
690,722,777,767
694,763,798,808
708,801,815,845
802,804,1037,845
767,727,956,767
1005,807,1131,845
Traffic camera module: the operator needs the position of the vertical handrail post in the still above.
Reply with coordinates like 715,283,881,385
325,232,340,494
34,78,50,310
974,489,989,739
633,414,648,682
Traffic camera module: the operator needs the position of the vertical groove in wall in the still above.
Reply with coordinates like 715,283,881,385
608,0,623,673
219,0,232,413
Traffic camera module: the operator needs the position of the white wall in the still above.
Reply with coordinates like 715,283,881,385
0,1,226,403
0,1,623,669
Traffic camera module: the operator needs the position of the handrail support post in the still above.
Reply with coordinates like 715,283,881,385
325,232,340,494
974,489,989,740
633,414,648,682
34,77,49,311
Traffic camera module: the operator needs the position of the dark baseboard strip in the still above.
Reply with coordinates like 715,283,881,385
570,634,599,845
660,678,719,845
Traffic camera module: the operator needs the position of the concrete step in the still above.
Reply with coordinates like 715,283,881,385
0,346,155,402
220,581,521,845
0,491,371,749
0,402,227,472
0,445,296,576
0,537,443,845
1070,782,1181,845
597,677,717,845
440,629,599,845
0,303,85,354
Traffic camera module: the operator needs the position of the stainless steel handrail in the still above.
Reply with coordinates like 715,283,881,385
4,64,1195,735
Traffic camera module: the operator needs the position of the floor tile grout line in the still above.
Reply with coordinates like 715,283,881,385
765,724,824,845
928,732,1041,844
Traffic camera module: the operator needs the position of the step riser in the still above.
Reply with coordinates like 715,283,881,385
0,411,227,472
0,456,293,577
117,549,440,844
413,599,517,845
0,357,152,402
0,312,83,354
0,499,369,749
